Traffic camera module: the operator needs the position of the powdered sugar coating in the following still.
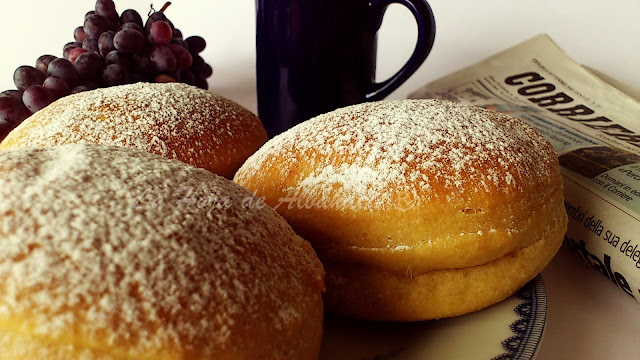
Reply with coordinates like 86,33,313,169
235,99,557,210
0,82,267,178
0,144,323,356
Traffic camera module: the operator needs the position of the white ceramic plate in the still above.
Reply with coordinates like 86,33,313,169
320,274,546,360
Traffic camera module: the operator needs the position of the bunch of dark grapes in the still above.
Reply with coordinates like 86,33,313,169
0,0,213,140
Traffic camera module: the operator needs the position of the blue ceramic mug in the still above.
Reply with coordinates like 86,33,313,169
256,0,436,137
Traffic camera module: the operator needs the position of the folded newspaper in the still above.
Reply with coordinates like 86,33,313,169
409,34,640,303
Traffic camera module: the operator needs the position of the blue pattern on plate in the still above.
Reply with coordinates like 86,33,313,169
491,275,547,360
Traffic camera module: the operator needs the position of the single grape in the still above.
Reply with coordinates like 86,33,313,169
190,53,213,79
185,36,206,54
150,45,177,72
149,21,172,45
63,41,81,49
95,0,119,27
145,11,169,34
74,52,103,82
105,50,133,69
119,22,143,33
71,85,92,94
22,85,56,113
103,64,130,86
173,28,183,39
43,76,70,98
168,44,192,70
179,69,195,85
199,63,213,78
170,38,188,48
36,55,57,74
130,72,145,84
0,96,31,125
0,119,17,141
68,47,88,64
194,75,208,90
85,10,96,21
98,31,116,57
14,66,47,91
82,37,99,53
113,29,145,54
0,90,23,101
63,41,81,59
48,58,79,87
95,0,116,15
190,55,205,73
120,9,143,28
74,26,87,42
84,14,110,38
132,53,155,79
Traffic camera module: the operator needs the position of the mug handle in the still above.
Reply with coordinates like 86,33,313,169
366,0,436,101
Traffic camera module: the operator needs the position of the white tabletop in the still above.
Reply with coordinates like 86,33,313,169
2,1,640,359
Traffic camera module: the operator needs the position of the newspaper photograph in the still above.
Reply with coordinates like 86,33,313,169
409,34,640,303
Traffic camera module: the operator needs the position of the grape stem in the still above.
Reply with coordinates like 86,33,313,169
148,2,171,16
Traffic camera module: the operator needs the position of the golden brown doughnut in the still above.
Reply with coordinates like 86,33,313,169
0,143,324,359
234,99,567,321
0,82,268,179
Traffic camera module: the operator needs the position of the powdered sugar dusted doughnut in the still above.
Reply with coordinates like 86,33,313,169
0,83,268,179
0,143,324,359
234,99,567,320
